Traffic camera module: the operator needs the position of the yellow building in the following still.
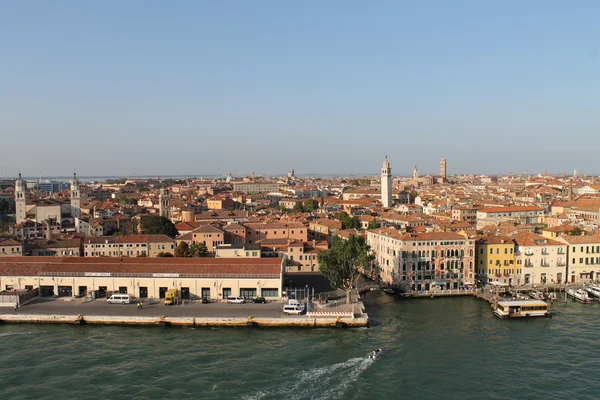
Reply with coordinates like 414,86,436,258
476,235,516,284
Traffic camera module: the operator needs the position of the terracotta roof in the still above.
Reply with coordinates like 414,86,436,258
0,257,282,277
556,235,600,245
0,239,22,246
84,235,175,245
512,232,563,247
476,235,514,245
478,206,544,213
244,222,306,229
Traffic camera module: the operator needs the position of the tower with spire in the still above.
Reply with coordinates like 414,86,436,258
381,157,392,208
413,165,419,179
70,172,81,218
14,172,27,224
159,188,170,218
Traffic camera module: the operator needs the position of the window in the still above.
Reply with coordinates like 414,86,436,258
261,288,279,297
201,288,211,298
222,287,232,298
490,248,493,255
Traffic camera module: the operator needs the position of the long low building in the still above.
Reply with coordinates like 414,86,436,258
0,257,284,301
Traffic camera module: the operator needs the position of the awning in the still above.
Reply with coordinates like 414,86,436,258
462,281,474,286
431,281,447,285
489,280,509,287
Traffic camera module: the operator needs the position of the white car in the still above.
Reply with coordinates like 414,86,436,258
227,296,245,304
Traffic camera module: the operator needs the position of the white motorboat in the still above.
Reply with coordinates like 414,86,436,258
545,292,558,302
585,285,600,298
566,288,593,304
528,290,545,300
368,348,383,359
516,292,530,300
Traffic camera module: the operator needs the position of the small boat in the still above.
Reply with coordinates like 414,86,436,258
368,348,383,359
566,288,593,304
528,290,545,300
516,292,530,300
382,288,395,295
545,292,558,302
585,285,600,298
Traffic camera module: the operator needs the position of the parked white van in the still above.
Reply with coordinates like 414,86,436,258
227,296,245,304
283,304,304,315
107,294,131,304
288,299,305,309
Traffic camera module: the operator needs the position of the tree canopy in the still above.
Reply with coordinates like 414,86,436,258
174,241,190,257
317,235,374,304
333,211,361,230
303,199,319,212
145,216,179,237
190,242,208,257
157,252,173,257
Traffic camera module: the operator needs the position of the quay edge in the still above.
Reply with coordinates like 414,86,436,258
0,314,369,328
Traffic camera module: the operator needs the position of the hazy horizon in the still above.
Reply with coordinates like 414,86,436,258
2,2,599,177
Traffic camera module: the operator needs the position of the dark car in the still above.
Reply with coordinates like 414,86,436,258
200,297,209,304
252,296,266,304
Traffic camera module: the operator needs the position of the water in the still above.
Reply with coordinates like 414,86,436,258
1,293,599,400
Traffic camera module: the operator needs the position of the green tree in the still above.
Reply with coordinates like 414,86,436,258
174,241,190,257
292,202,304,213
190,242,208,257
115,196,138,206
318,235,375,304
145,216,179,237
303,199,319,212
333,211,361,229
566,227,583,236
157,252,173,257
320,195,325,207
367,221,381,229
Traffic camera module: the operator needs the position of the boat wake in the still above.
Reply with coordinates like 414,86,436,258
243,357,374,400
0,331,44,338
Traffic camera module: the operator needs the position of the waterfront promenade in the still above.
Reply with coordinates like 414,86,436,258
0,296,368,328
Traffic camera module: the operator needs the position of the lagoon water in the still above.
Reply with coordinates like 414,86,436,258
1,293,599,400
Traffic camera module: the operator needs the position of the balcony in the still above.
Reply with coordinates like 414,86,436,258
524,263,534,268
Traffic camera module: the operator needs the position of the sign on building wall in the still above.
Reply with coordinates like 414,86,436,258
84,272,112,277
152,273,180,278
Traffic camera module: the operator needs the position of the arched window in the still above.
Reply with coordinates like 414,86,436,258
441,262,445,270
461,249,464,257
441,250,445,257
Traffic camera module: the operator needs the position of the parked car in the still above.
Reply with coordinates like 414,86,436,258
200,297,209,304
252,296,266,304
227,296,245,304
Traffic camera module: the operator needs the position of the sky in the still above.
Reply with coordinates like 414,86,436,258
1,1,599,178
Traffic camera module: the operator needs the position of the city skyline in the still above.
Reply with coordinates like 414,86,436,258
2,2,600,176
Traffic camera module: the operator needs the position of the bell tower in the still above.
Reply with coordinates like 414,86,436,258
70,172,81,218
159,188,170,218
15,172,27,224
381,157,392,208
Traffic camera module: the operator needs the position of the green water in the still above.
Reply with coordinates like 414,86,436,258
1,293,599,400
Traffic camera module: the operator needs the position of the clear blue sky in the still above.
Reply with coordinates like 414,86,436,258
1,1,599,178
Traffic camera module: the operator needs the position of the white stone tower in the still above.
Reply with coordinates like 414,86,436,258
15,172,27,224
440,158,447,181
413,165,419,179
159,188,170,218
70,172,81,218
381,157,392,208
